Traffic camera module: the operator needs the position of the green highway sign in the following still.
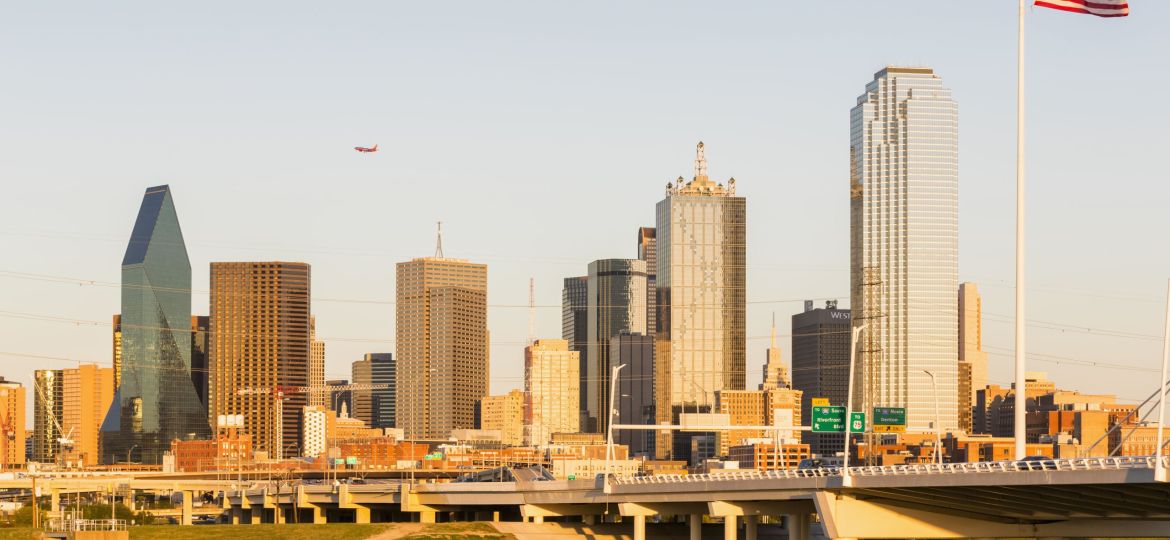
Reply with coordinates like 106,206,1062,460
873,407,907,426
811,406,866,433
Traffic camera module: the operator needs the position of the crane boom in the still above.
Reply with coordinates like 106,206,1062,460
236,383,391,396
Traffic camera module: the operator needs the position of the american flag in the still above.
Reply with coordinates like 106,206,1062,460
1035,0,1129,17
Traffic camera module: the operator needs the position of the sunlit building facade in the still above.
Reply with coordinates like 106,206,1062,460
850,67,959,433
396,256,488,439
654,142,746,460
33,365,114,466
479,390,524,447
561,276,589,429
524,339,580,446
0,378,26,468
208,261,311,460
101,185,211,464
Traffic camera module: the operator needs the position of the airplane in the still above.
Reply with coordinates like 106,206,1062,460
354,144,378,153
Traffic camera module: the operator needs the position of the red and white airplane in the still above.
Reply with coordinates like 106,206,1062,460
354,144,378,153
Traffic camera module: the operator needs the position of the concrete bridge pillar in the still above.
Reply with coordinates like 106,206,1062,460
724,515,738,540
180,491,193,526
689,514,702,540
419,509,435,523
231,507,242,525
785,513,809,540
583,514,595,525
353,506,370,524
633,514,646,540
744,515,758,540
249,509,261,524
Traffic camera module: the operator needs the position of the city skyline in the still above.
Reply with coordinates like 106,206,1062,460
1,2,1167,424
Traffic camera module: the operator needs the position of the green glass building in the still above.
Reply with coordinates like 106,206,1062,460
101,185,210,464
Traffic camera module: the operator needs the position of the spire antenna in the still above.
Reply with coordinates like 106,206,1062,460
771,312,777,350
694,141,707,179
434,221,444,258
527,277,536,345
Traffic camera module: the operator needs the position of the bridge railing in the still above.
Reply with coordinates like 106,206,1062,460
613,456,1170,485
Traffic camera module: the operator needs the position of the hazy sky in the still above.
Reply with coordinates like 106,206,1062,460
2,2,1167,421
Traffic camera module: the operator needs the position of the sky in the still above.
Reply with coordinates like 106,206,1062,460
1,1,1168,423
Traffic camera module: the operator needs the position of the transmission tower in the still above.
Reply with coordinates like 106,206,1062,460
857,265,885,465
527,277,536,345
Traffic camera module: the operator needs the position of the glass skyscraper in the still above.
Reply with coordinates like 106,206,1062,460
585,258,647,433
654,142,746,460
101,185,210,464
850,67,959,433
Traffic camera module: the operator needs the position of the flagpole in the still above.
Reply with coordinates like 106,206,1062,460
1013,0,1028,461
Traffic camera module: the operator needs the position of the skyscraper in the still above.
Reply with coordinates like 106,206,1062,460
352,357,373,425
524,339,580,446
791,301,852,455
396,253,488,439
208,261,311,460
585,258,647,433
368,353,396,428
654,142,746,460
309,317,326,408
637,227,657,337
562,276,589,429
33,365,114,466
101,185,211,465
611,332,654,457
959,282,989,404
760,315,790,390
851,67,959,433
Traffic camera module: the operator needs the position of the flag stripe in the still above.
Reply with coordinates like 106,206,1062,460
1035,0,1129,17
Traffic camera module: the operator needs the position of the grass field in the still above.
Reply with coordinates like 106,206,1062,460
398,522,512,539
129,523,394,539
0,529,40,540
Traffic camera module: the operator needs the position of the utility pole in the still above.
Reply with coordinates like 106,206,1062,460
857,266,884,465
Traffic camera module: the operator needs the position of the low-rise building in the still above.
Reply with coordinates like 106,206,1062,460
170,433,252,472
729,442,811,471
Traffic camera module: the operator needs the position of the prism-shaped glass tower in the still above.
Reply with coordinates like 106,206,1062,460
101,185,210,464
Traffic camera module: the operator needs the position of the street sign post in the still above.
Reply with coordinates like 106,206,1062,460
812,406,866,433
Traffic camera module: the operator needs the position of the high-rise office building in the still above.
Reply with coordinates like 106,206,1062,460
850,67,959,433
191,315,209,410
101,185,211,465
959,282,989,406
0,378,25,468
352,357,373,425
368,353,395,428
958,361,973,433
396,253,488,439
309,317,326,408
637,227,657,337
208,261,311,460
33,365,114,466
654,142,746,460
585,258,647,433
479,390,523,447
715,388,803,457
562,276,589,429
524,339,580,446
791,301,852,455
760,315,790,390
611,332,654,457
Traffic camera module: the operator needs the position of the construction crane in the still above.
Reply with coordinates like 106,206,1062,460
31,379,75,467
235,382,392,460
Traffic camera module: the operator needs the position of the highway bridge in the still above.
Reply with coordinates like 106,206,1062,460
216,456,1170,539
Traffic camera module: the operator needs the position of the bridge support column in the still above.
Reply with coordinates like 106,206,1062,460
583,514,595,525
786,513,809,540
352,506,370,524
632,514,646,540
690,514,702,540
180,491,193,526
249,509,262,524
745,515,758,540
533,515,544,524
231,507,242,525
419,510,435,523
493,511,499,523
724,515,738,540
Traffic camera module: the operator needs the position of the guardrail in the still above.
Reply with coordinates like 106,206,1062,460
613,456,1170,485
45,518,128,532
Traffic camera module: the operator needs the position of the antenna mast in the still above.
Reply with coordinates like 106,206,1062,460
527,278,536,345
434,221,444,258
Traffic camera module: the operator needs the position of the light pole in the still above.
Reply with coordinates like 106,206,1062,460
1155,278,1169,482
921,370,941,465
842,324,866,487
126,444,138,465
604,364,625,494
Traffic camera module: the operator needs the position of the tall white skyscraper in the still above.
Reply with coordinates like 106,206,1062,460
850,67,959,433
